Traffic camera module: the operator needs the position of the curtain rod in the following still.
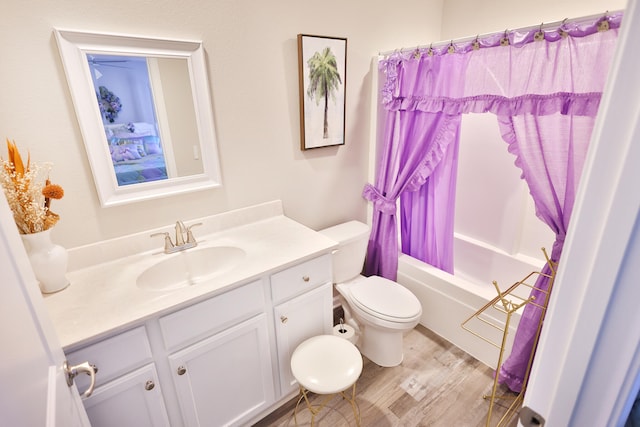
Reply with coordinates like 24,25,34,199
378,9,623,57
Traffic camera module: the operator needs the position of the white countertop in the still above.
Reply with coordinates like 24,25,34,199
43,202,337,350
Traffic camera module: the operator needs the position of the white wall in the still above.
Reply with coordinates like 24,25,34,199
455,115,554,261
441,0,625,41
0,0,443,249
0,0,626,255
441,0,626,263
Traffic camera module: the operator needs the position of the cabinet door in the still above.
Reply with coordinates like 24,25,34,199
169,314,275,427
274,282,333,395
83,364,170,427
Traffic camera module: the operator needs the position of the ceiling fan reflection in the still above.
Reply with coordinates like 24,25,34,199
88,55,131,69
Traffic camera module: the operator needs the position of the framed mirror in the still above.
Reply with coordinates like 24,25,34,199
54,29,222,207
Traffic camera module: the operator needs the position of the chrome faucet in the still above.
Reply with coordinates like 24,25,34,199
151,221,202,254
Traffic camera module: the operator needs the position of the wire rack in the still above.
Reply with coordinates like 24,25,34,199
461,248,557,427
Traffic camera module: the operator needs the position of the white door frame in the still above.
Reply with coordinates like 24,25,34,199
522,0,640,425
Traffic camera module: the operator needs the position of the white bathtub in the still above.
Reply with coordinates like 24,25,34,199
397,233,545,368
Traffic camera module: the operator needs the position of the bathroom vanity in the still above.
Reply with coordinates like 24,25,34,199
43,201,337,426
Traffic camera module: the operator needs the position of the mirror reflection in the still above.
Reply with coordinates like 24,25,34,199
54,29,222,207
87,54,204,186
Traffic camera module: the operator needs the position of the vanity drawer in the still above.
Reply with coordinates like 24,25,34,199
270,254,332,304
160,280,264,351
67,326,152,390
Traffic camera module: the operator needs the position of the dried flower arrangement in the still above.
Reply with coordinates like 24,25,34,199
0,139,64,234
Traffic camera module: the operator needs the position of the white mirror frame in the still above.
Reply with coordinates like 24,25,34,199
54,29,222,207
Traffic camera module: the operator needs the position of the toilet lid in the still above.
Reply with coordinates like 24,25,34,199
349,276,422,321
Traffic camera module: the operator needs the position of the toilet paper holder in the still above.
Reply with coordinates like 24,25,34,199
333,318,357,344
338,318,348,334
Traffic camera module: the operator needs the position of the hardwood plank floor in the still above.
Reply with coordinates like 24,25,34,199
254,325,520,427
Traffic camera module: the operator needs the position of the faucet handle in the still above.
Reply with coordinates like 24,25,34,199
185,223,202,244
151,232,174,253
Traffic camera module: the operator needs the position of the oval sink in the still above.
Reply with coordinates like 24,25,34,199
137,246,246,291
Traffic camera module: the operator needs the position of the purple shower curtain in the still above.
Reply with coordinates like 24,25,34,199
363,53,468,280
366,12,622,392
363,111,461,280
496,113,597,392
399,126,460,274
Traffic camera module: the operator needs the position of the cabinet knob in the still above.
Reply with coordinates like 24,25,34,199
145,380,155,391
302,276,310,282
177,366,187,375
280,315,288,324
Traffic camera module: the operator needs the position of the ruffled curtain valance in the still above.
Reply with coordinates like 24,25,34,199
380,12,622,117
383,92,604,116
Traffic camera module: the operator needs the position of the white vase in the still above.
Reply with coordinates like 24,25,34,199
21,229,70,294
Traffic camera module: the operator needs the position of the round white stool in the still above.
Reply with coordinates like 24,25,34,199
290,335,363,426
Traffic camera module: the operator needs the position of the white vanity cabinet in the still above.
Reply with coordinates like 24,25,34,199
159,280,275,426
63,253,335,427
66,327,171,427
271,255,334,396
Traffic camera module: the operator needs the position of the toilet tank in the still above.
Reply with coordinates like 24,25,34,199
319,221,370,283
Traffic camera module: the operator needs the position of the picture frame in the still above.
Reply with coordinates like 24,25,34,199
297,34,347,150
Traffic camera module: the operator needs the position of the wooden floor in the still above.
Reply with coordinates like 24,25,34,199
254,325,520,427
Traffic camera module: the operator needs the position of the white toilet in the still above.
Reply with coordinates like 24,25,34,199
319,220,422,367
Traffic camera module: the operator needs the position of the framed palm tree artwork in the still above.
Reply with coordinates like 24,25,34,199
297,34,347,150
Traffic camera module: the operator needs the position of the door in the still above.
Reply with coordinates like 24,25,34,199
83,364,170,427
522,1,640,425
0,194,90,426
274,282,333,395
169,314,275,426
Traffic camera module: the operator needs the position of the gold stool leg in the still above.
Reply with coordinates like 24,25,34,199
293,386,305,426
294,386,331,426
294,383,360,426
294,386,318,426
340,383,361,427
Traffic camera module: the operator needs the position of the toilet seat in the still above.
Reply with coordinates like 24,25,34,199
348,276,422,323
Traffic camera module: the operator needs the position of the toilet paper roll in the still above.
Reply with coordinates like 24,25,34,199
333,323,357,344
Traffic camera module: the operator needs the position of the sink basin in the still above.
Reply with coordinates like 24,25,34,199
137,246,246,291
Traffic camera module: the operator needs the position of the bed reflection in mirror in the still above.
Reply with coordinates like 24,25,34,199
87,54,204,186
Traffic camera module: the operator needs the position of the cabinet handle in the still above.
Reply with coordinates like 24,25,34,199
145,380,155,391
280,315,288,324
302,276,310,282
177,366,187,375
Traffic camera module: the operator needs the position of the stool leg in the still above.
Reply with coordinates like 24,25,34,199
294,386,317,426
294,384,360,426
293,383,360,427
294,386,326,426
293,386,304,426
340,383,361,427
